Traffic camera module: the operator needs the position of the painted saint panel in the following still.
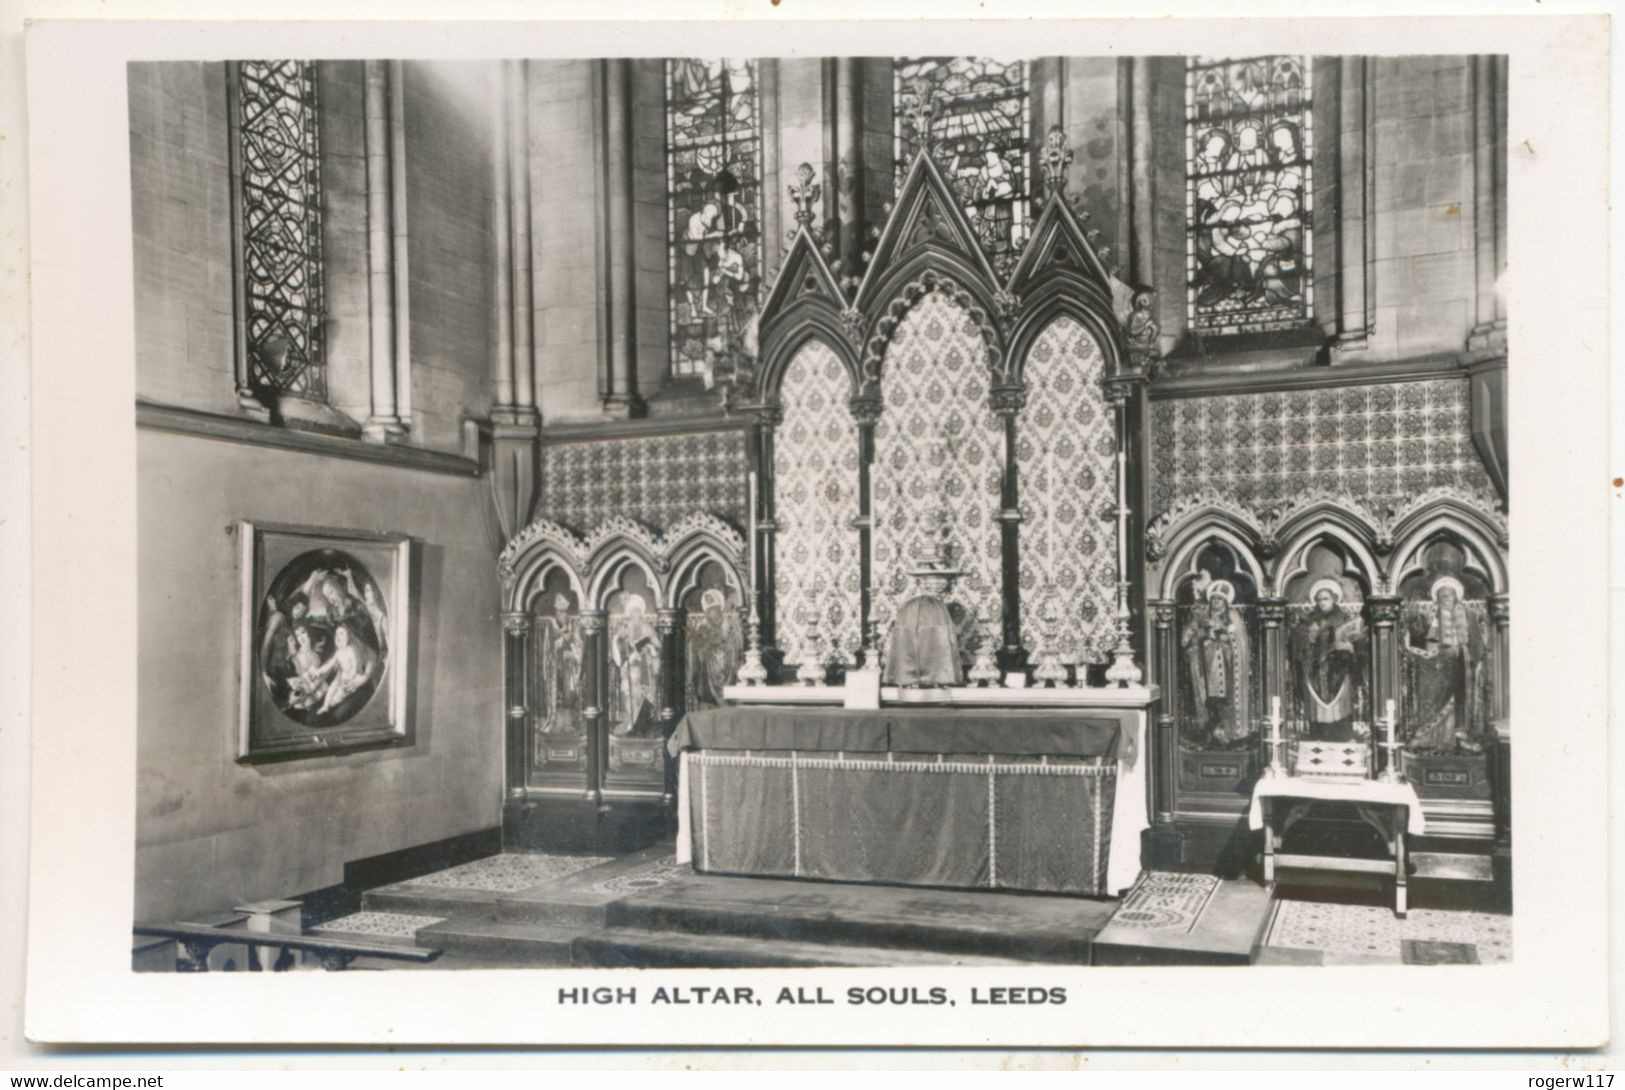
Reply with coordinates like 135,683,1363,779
529,568,587,783
1172,542,1264,799
604,564,666,793
683,560,743,712
774,340,862,663
1015,317,1119,668
1284,541,1370,742
1397,536,1496,802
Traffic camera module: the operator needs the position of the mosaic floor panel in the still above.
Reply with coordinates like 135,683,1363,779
582,854,690,897
398,853,616,893
314,911,445,938
1265,899,1511,964
1108,872,1221,933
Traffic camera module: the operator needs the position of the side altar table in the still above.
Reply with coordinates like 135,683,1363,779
1249,777,1427,917
667,686,1158,898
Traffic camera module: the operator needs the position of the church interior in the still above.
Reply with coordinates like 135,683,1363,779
130,53,1511,971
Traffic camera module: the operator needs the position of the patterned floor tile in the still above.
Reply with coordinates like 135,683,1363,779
313,911,445,938
1108,872,1221,933
584,854,690,897
398,853,615,893
1266,898,1511,964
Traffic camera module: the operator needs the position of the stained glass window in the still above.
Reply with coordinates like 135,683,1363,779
893,57,1031,264
1185,55,1313,335
665,59,763,379
237,60,326,400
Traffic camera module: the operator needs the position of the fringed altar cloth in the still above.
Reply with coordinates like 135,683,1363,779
670,707,1124,897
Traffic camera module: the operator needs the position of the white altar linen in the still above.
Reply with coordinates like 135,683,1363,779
1247,776,1427,836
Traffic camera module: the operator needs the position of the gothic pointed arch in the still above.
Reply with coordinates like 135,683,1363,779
499,518,589,613
854,151,1005,387
1004,191,1130,385
755,227,862,404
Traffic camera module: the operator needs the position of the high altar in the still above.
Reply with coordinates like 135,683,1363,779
494,125,1510,895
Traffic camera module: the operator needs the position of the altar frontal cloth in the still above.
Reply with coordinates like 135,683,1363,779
672,707,1124,895
686,752,1115,895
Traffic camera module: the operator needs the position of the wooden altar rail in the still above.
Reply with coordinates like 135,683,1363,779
133,921,443,971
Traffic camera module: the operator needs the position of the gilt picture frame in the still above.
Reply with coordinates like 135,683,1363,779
236,521,415,762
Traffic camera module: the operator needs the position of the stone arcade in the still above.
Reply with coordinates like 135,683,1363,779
131,53,1511,971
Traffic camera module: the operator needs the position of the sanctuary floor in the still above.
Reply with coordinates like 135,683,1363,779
302,846,1511,970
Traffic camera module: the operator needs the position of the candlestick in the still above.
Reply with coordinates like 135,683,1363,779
1379,698,1400,782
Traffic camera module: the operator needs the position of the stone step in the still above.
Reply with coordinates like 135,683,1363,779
568,927,1041,969
1410,852,1495,882
601,873,1105,964
415,917,576,966
419,913,1052,969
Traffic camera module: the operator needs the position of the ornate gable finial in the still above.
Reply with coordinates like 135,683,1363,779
902,78,940,156
1040,124,1073,197
789,162,821,230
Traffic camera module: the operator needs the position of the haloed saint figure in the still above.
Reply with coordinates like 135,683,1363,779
258,549,390,727
1181,578,1252,747
1289,579,1367,741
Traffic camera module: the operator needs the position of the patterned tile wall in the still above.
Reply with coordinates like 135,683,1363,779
775,340,864,660
1016,317,1120,664
538,430,749,536
1149,378,1494,519
873,291,1006,620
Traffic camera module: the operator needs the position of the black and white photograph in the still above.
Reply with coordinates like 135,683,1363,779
11,8,1612,1060
124,45,1515,973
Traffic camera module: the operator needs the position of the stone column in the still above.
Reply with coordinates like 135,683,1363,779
850,396,882,660
1331,57,1373,359
1257,597,1288,770
502,612,531,798
834,58,866,270
656,607,685,807
1256,598,1288,724
602,59,644,416
1150,599,1178,822
1129,57,1155,289
991,385,1026,665
1489,593,1510,722
492,63,516,411
363,60,407,442
508,60,537,412
1366,595,1404,774
1467,54,1509,358
755,407,783,653
490,61,541,537
579,610,607,802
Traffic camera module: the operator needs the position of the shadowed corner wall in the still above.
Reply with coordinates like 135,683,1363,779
129,60,504,924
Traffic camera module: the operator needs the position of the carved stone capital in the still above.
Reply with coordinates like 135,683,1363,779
989,384,1027,415
579,610,607,634
755,404,785,429
1364,595,1404,627
1256,598,1288,626
656,607,684,634
502,612,531,636
848,395,884,425
1150,600,1177,629
1489,594,1510,626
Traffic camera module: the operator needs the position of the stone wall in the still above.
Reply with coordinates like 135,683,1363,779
135,430,502,924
